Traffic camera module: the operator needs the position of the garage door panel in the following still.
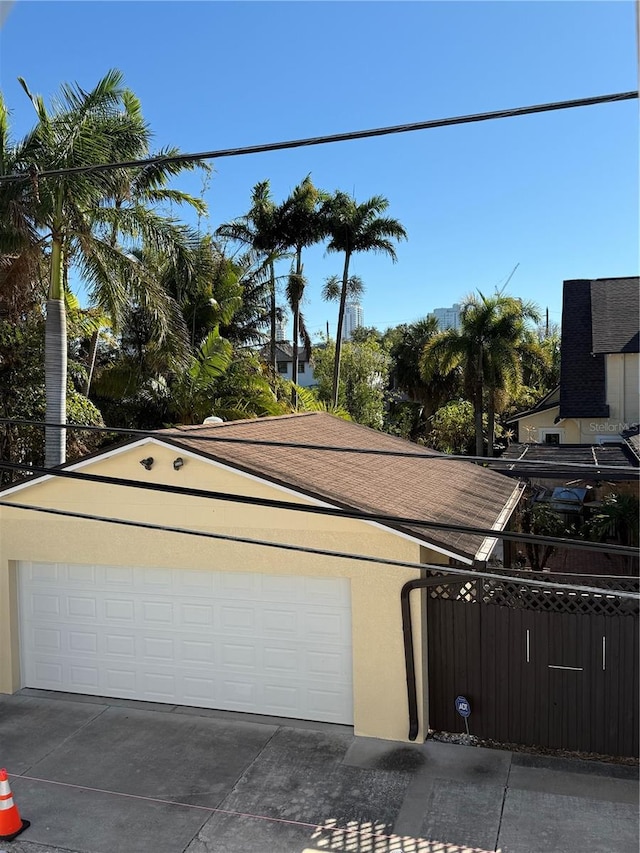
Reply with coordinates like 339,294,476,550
68,630,98,654
30,562,60,582
106,634,136,657
106,668,136,692
19,562,353,724
67,564,96,584
104,565,134,586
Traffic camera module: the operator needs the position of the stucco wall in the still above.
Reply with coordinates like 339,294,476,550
516,408,581,443
606,353,640,427
0,440,446,742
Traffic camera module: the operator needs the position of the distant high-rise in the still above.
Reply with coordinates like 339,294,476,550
343,301,364,340
432,303,461,331
275,317,288,342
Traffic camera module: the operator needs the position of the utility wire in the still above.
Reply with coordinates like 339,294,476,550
0,417,637,475
1,458,638,558
0,91,636,184
2,500,637,600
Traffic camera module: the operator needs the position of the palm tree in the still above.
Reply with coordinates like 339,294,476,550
322,273,365,306
423,292,540,456
279,176,327,391
324,192,406,406
4,70,203,466
393,315,462,420
83,103,208,395
216,181,285,372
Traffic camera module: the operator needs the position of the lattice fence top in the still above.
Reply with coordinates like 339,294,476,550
428,572,639,616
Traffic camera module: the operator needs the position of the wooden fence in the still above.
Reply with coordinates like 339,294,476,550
426,572,639,757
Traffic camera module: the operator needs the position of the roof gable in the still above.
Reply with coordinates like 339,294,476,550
157,413,520,561
1,414,521,562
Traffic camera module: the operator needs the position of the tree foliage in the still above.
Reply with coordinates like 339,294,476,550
422,291,543,456
312,334,390,429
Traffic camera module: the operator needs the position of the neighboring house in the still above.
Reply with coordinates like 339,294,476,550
0,413,522,742
260,341,316,388
509,277,639,445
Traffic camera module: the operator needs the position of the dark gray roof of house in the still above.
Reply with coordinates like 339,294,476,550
558,278,639,419
258,342,310,362
590,278,640,354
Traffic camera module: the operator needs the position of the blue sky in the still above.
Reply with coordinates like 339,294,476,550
1,1,637,341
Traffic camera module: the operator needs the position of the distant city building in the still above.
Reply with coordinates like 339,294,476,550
275,317,288,342
343,301,364,341
431,303,461,331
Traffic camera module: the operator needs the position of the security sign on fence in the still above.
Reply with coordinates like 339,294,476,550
455,695,471,718
455,695,471,735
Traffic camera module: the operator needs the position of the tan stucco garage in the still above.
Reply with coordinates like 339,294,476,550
0,413,521,742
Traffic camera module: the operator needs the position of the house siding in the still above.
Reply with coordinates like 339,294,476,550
0,442,446,742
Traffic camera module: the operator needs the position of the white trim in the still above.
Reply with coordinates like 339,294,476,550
474,481,526,564
510,403,560,423
0,436,475,565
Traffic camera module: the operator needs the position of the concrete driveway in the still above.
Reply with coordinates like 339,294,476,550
1,690,637,853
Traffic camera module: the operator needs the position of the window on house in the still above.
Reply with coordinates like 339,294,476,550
544,432,560,445
277,361,288,374
298,361,305,373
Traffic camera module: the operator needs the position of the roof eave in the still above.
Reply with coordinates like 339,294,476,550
473,480,526,565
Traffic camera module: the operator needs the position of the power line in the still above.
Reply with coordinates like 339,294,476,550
0,91,636,184
0,417,637,475
2,500,637,600
1,458,637,558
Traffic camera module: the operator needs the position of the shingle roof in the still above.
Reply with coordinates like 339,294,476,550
590,278,640,354
159,412,520,562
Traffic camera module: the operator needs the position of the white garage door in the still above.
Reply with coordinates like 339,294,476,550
18,561,353,724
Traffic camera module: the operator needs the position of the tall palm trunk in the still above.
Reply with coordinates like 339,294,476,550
474,345,484,457
269,260,277,373
45,234,66,467
291,249,302,391
332,251,351,407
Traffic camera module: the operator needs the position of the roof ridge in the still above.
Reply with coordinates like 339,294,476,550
161,412,321,434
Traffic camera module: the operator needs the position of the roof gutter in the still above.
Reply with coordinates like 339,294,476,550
402,574,474,741
474,480,526,565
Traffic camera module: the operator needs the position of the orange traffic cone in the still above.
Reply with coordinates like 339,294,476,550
0,768,30,841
